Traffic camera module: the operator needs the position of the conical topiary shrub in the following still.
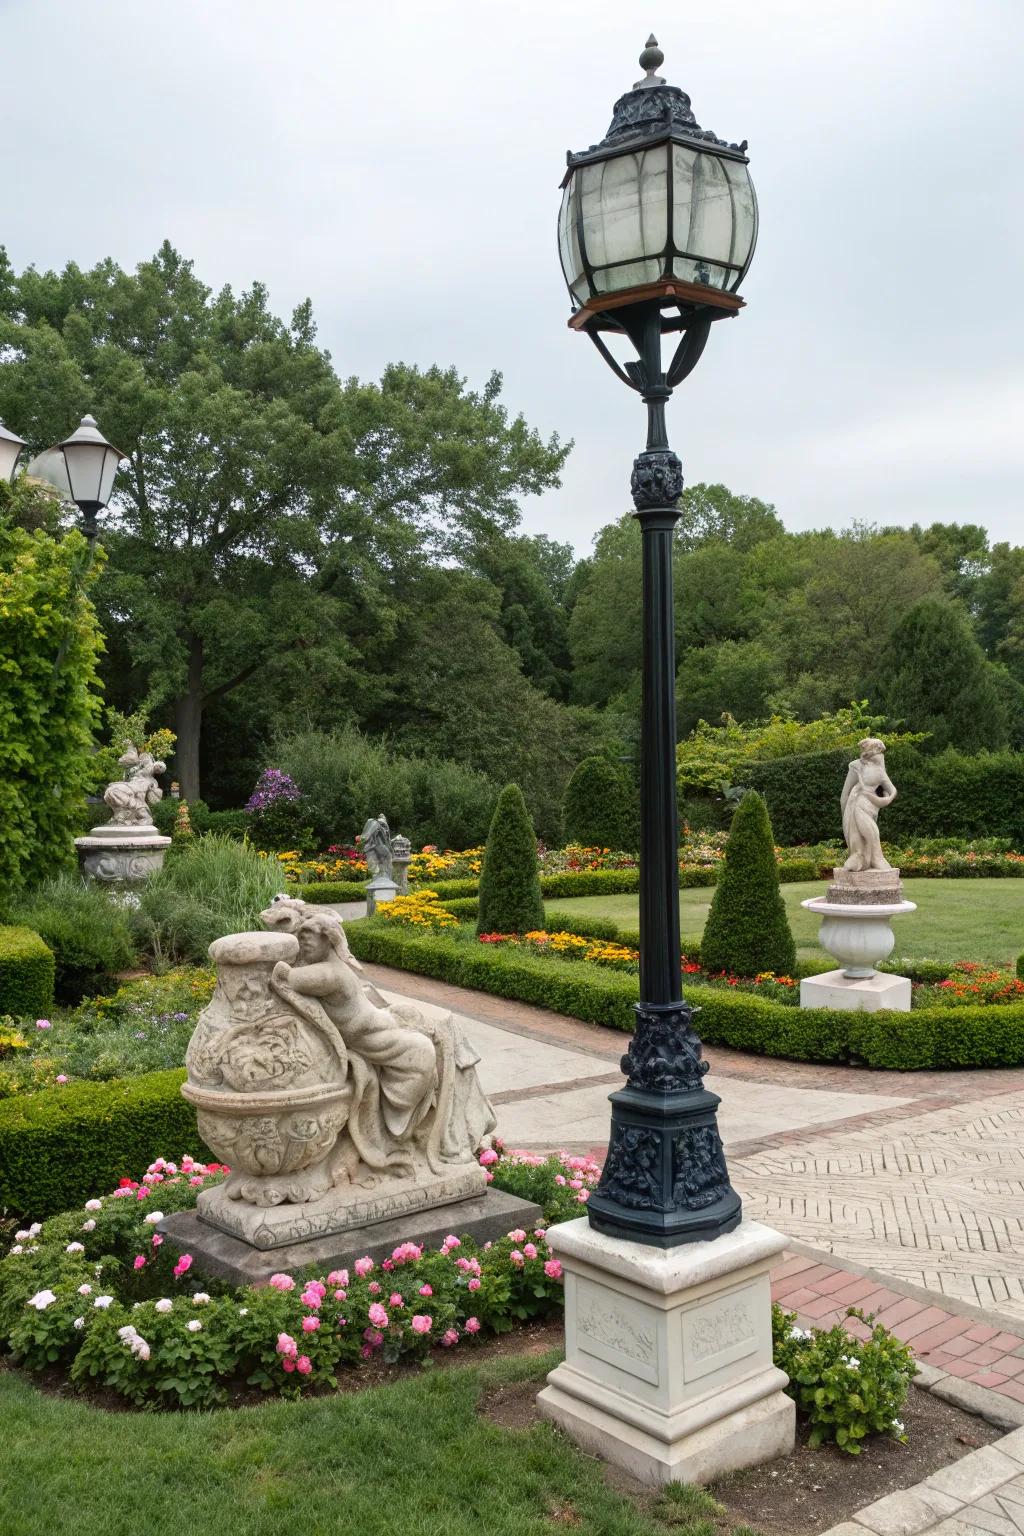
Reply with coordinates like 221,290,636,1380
700,790,795,977
562,755,638,850
476,783,546,936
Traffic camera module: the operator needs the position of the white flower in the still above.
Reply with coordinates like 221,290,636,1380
84,1200,102,1212
133,1339,151,1361
143,1211,164,1225
192,1292,210,1305
93,1295,114,1309
238,1307,249,1316
27,1290,57,1311
77,1284,92,1296
28,1223,41,1237
117,1324,138,1341
14,1230,29,1242
73,1317,85,1330
65,1242,85,1254
81,1220,96,1232
892,1418,905,1434
844,1356,861,1370
154,1298,173,1314
10,1245,23,1255
186,1319,202,1333
788,1326,810,1341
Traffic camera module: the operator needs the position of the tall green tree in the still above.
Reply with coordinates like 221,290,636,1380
476,783,545,936
0,244,568,798
700,791,795,977
871,597,1008,752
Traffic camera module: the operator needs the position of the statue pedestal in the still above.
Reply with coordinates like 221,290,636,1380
801,871,916,1012
75,822,171,884
365,875,398,916
537,1217,794,1487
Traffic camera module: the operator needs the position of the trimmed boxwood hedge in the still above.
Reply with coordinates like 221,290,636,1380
0,925,55,1017
299,869,644,907
0,1068,210,1220
345,919,1024,1072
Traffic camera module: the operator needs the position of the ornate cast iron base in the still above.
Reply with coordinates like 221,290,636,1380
586,1001,742,1247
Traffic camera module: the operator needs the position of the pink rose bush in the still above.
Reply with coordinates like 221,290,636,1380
0,1146,575,1409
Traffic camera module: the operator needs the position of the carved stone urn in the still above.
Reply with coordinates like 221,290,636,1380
182,931,352,1207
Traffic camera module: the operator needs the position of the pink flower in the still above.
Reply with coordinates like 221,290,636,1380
510,1249,525,1268
381,1259,394,1272
173,1255,193,1279
36,1019,51,1030
443,1235,460,1250
410,1314,432,1335
55,1074,69,1085
418,1284,432,1297
389,1293,403,1308
133,1255,147,1271
468,1278,481,1292
368,1281,381,1295
301,1289,323,1310
302,1316,320,1333
333,1289,347,1301
478,1148,498,1166
465,1317,481,1334
296,1356,312,1376
507,1229,527,1243
359,1345,373,1359
269,1273,295,1292
391,1242,423,1264
151,1233,164,1248
367,1302,389,1329
544,1259,563,1281
523,1243,538,1260
276,1332,298,1358
327,1269,348,1287
354,1256,374,1277
363,1328,384,1347
441,1328,459,1348
189,1176,204,1187
282,1357,296,1373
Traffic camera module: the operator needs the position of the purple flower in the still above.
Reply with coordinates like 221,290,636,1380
245,769,304,813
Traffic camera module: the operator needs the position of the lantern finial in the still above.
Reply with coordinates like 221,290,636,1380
636,35,665,87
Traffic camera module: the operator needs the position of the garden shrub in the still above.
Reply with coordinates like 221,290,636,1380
701,792,796,977
561,756,637,851
1018,953,1024,981
0,1069,208,1217
0,877,136,1002
297,879,367,904
773,1305,915,1453
244,770,315,853
0,926,55,1016
134,835,285,965
476,785,545,937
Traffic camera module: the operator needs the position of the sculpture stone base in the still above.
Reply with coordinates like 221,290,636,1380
75,826,172,884
800,968,912,1012
537,1217,794,1487
193,1159,489,1250
365,876,398,916
158,1187,542,1286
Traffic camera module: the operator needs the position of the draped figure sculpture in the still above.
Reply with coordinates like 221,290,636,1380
840,738,897,873
102,745,166,827
182,897,496,1239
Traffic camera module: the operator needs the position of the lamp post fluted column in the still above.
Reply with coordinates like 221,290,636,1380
584,305,742,1248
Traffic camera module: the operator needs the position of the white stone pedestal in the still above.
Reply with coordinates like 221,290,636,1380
537,1217,794,1487
800,969,911,1012
75,823,172,884
365,876,398,916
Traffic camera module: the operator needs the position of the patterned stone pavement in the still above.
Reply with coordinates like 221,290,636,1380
823,1427,1024,1533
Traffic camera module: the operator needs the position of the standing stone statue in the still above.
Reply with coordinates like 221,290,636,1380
103,745,167,827
841,738,897,873
359,815,394,881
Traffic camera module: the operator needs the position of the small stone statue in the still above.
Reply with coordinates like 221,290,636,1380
358,814,394,881
102,745,166,828
840,738,897,873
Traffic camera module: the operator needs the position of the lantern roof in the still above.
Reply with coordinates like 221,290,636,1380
563,37,749,182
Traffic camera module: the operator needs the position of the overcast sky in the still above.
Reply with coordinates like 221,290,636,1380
3,0,1022,553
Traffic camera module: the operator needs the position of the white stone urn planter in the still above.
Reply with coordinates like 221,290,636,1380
800,895,917,1012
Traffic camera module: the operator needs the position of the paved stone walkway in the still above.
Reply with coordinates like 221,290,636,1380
824,1427,1024,1534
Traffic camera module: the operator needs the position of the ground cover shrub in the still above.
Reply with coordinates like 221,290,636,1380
0,926,54,1016
479,930,640,974
378,892,459,931
0,970,214,1101
476,784,545,937
0,1153,566,1406
701,793,796,978
561,757,638,851
134,836,285,965
915,963,1024,1005
0,877,136,1002
773,1305,915,1454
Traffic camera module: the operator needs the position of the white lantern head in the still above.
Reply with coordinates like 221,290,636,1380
558,37,757,324
0,419,27,484
56,414,125,510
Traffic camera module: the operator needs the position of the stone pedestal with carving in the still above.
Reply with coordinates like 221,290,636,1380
537,1217,794,1486
75,822,172,884
801,868,916,1013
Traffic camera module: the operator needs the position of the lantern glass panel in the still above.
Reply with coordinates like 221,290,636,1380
63,442,116,506
0,437,22,483
671,146,756,292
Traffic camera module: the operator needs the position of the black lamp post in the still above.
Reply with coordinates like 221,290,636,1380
557,38,757,1248
55,414,125,542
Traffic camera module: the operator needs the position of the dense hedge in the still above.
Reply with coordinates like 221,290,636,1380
0,1069,209,1219
701,792,795,977
746,745,1024,846
346,920,1024,1072
299,868,644,908
0,926,55,1017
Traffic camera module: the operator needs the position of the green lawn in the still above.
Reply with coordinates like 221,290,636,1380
0,1354,754,1536
547,877,1024,968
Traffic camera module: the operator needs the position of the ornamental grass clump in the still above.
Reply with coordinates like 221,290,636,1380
476,784,545,937
700,791,795,978
134,835,285,964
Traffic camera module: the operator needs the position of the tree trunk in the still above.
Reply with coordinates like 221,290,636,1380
173,635,204,802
